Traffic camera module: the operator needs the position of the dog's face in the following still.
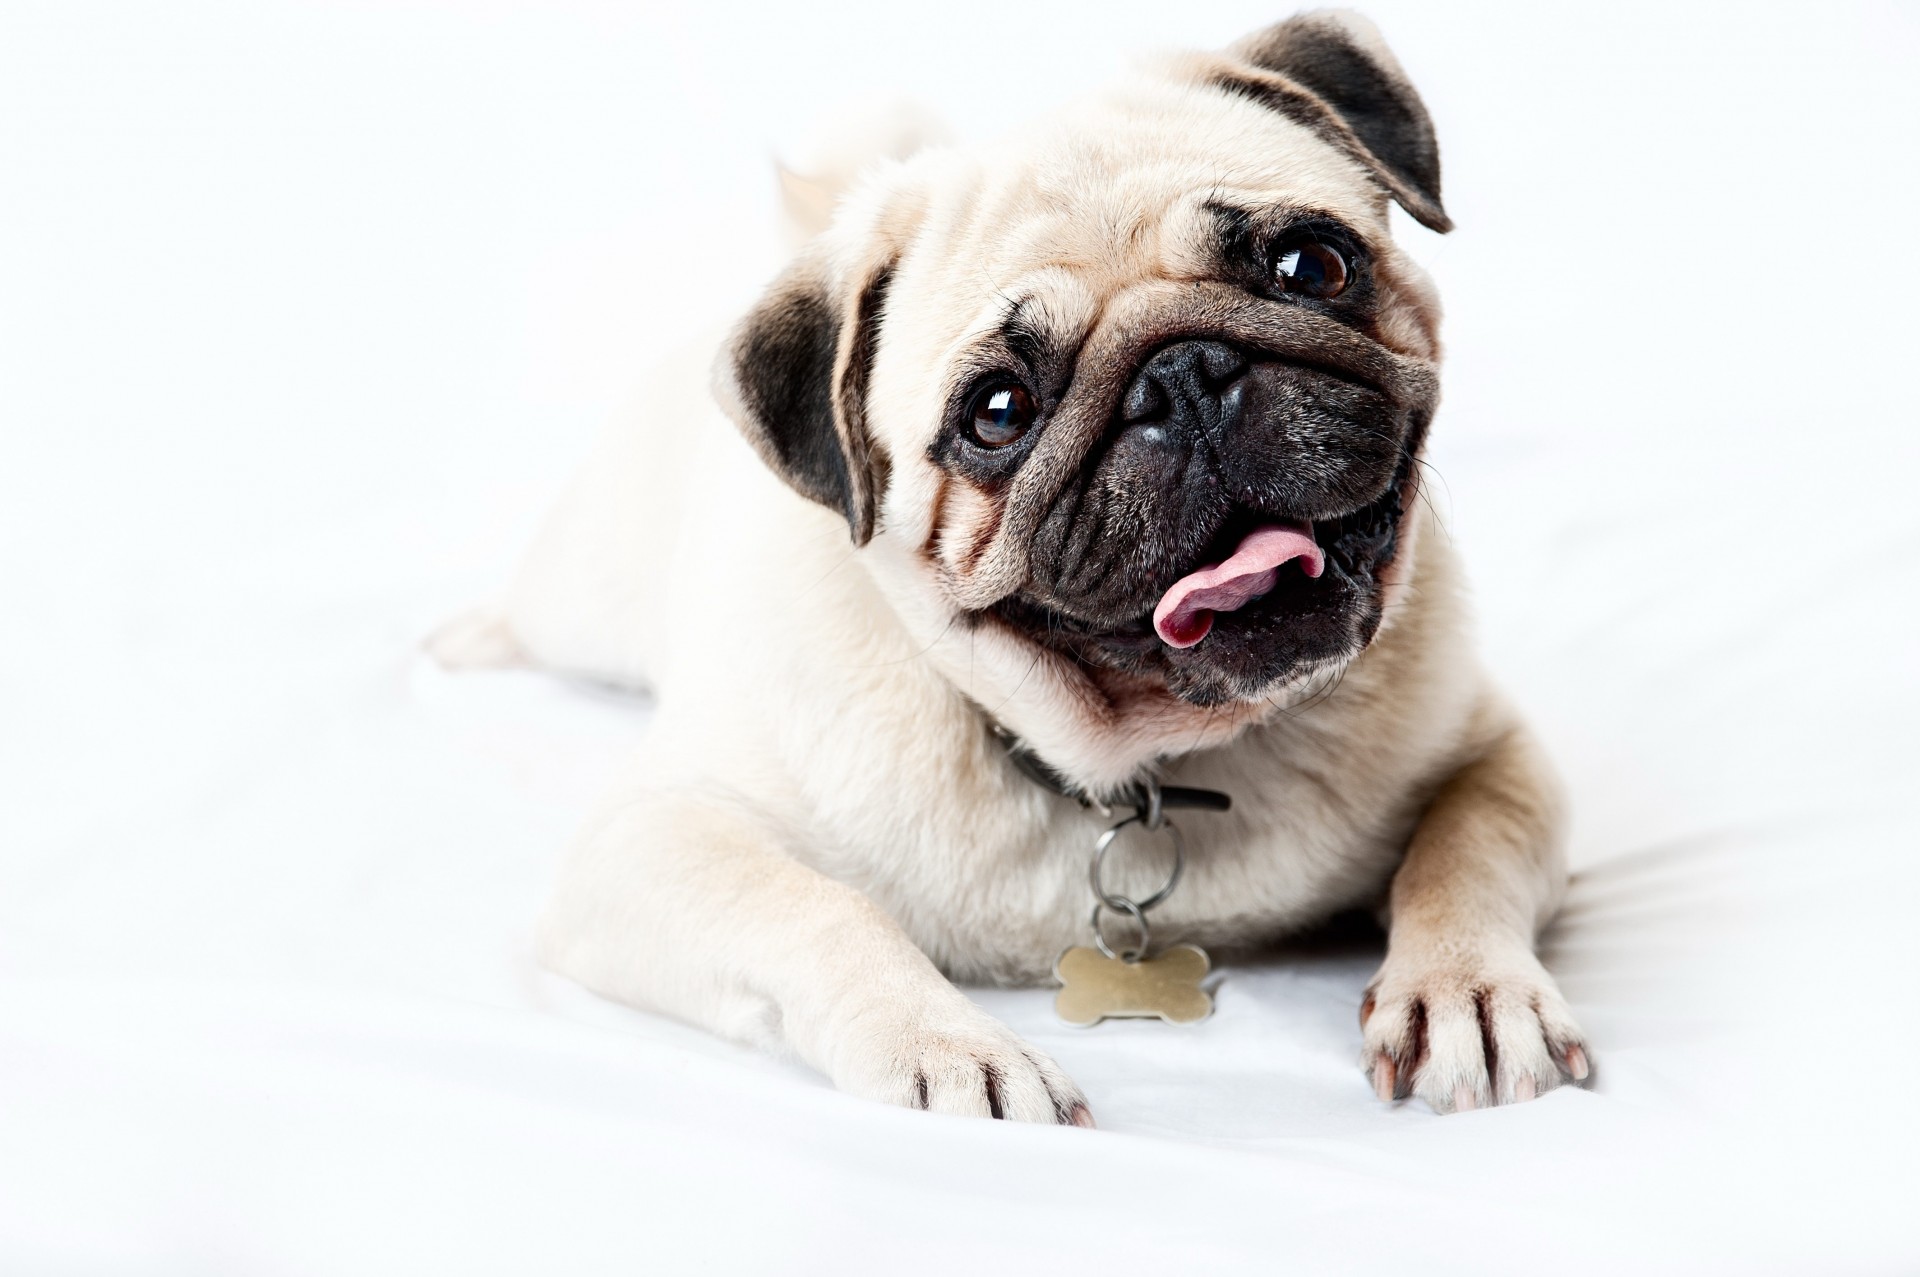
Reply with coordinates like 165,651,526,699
719,13,1450,744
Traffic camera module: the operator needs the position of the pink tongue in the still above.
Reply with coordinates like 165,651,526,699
1152,522,1325,648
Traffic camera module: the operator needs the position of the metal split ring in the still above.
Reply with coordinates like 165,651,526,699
1089,815,1185,914
1090,897,1150,963
1137,778,1165,830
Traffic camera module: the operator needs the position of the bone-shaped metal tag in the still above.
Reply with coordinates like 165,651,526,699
1054,944,1213,1026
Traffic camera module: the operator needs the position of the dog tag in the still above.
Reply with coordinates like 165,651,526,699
1054,944,1213,1026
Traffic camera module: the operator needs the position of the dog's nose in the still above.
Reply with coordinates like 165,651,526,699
1119,340,1249,434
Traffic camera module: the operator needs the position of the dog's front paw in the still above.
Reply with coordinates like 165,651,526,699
1360,947,1590,1113
835,1007,1094,1126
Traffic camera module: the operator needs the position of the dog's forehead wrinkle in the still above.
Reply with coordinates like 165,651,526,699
969,163,1247,283
1008,280,1099,358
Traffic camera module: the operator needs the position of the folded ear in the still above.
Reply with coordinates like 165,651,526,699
714,243,894,545
1218,10,1451,233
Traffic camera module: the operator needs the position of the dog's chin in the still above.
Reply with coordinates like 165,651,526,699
989,460,1414,708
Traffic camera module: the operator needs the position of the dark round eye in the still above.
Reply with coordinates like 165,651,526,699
1273,240,1352,299
967,381,1037,448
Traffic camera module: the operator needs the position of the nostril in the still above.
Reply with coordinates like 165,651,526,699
1121,374,1170,424
1197,341,1248,388
1121,340,1250,434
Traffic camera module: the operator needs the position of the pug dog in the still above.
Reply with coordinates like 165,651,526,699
433,9,1591,1123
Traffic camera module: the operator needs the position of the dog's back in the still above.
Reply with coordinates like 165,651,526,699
430,105,948,690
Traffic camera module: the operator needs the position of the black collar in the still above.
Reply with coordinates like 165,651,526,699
988,721,1231,820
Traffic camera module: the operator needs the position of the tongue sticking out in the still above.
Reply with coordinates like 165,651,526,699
1152,522,1325,648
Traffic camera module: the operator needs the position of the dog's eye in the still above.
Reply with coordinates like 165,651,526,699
1273,240,1351,299
967,381,1037,448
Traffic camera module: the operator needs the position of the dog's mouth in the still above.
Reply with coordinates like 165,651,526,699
1151,519,1325,647
989,453,1415,703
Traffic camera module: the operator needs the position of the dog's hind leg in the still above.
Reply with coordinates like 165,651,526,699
424,605,526,670
428,333,723,693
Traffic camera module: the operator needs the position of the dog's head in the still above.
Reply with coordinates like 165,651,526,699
717,11,1449,767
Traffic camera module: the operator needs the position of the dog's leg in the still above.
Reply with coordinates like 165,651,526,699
1360,710,1591,1112
537,790,1094,1126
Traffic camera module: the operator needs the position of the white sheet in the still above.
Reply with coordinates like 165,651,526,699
5,2,1918,1271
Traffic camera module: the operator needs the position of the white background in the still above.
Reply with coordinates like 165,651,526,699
4,2,1918,1273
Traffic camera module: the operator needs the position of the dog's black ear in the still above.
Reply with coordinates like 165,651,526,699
1220,10,1451,233
714,247,894,545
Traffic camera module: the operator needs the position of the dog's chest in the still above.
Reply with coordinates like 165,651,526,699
813,741,1417,986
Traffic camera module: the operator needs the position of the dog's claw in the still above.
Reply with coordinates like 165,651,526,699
1372,1058,1396,1102
1359,948,1588,1114
840,1013,1089,1124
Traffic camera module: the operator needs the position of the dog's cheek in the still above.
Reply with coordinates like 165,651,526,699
934,482,1006,581
1370,253,1444,362
1371,491,1427,638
